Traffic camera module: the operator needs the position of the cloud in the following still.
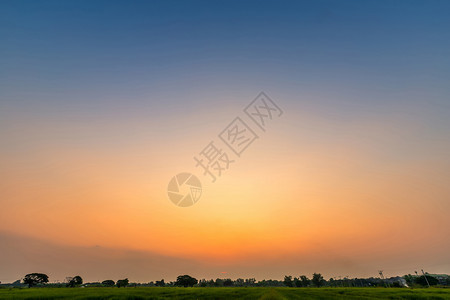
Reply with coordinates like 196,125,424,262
0,231,204,283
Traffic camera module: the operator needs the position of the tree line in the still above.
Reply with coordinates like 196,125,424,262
10,272,448,288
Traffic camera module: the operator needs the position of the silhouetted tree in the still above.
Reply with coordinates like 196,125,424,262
300,275,310,287
245,278,256,286
67,276,83,287
234,278,244,287
329,278,336,287
116,278,129,288
256,279,284,287
283,275,293,287
23,273,49,288
175,275,198,287
214,278,224,287
102,280,115,286
223,278,233,287
403,274,414,286
312,273,324,287
155,279,165,287
415,275,438,286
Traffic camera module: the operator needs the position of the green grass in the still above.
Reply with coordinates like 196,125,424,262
0,287,449,300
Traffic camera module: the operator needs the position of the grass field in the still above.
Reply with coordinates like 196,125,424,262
0,287,449,300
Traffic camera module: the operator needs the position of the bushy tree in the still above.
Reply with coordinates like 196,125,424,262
300,275,310,287
116,278,129,288
23,273,49,288
223,278,233,287
235,278,245,287
155,279,165,287
256,279,284,287
214,278,223,287
102,280,115,286
415,275,438,286
403,274,414,285
175,275,198,287
245,278,256,286
283,275,293,287
312,273,325,287
67,276,83,287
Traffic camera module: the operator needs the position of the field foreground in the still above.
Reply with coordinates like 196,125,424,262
0,287,449,300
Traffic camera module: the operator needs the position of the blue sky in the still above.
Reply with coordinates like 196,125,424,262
2,0,449,104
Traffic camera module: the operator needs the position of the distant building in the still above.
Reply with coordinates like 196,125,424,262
387,276,408,287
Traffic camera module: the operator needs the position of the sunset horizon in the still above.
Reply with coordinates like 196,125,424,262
1,1,449,298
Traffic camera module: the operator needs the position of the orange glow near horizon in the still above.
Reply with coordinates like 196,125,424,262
2,101,449,273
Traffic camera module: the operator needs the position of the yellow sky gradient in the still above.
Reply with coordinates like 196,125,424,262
2,97,449,280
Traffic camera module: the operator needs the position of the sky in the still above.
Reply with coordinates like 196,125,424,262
1,0,449,283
